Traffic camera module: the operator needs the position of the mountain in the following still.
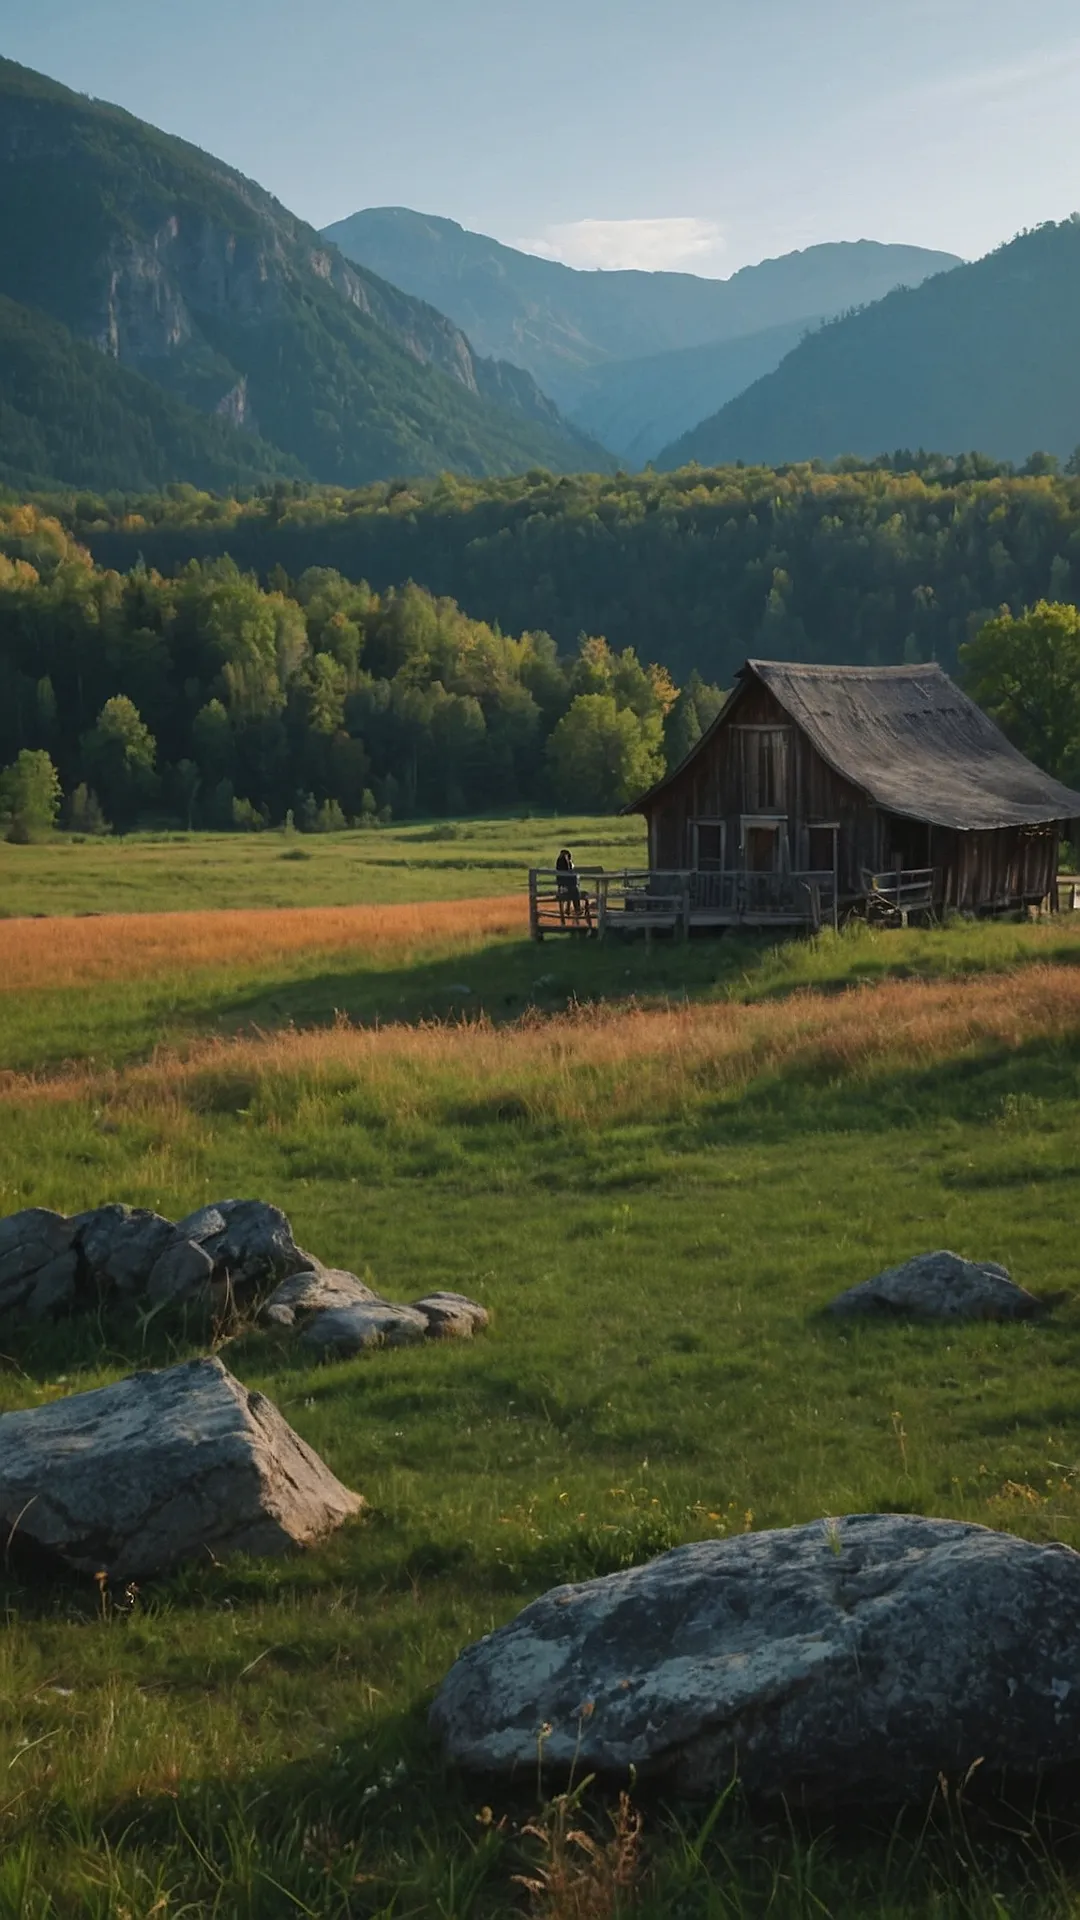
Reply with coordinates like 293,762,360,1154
0,294,306,494
322,207,959,436
565,320,812,465
658,220,1080,470
0,60,607,491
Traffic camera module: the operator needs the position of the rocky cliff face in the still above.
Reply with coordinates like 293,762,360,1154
0,58,608,484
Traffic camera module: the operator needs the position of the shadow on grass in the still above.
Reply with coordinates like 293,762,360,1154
39,1704,1080,1919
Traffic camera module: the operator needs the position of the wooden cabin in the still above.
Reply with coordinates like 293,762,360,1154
529,659,1080,938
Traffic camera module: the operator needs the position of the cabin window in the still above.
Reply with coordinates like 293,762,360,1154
689,820,725,871
807,824,839,875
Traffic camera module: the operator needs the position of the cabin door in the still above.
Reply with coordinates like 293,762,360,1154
740,816,789,872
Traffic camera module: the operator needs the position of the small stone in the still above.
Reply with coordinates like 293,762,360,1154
301,1301,429,1356
827,1250,1040,1321
412,1292,490,1338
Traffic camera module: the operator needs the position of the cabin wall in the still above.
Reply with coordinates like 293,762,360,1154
932,825,1058,909
645,682,881,892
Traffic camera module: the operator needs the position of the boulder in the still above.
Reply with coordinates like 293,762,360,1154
176,1199,314,1297
259,1265,379,1329
412,1291,490,1338
25,1252,79,1320
145,1236,216,1310
827,1250,1040,1321
431,1515,1080,1806
0,1355,363,1579
301,1300,429,1355
0,1209,76,1311
73,1205,175,1294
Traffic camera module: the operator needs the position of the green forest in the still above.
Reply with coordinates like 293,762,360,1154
58,457,1080,688
5,457,1080,837
0,504,725,835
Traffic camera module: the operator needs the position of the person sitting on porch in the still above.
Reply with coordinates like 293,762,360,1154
555,847,583,924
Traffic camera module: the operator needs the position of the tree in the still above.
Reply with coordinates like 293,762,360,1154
81,696,157,830
960,600,1080,784
0,749,62,841
546,694,665,813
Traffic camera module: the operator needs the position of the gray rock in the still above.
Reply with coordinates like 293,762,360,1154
430,1514,1080,1806
259,1265,378,1329
412,1291,490,1338
0,1208,72,1263
301,1300,429,1355
0,1210,76,1310
827,1250,1040,1321
0,1356,364,1578
25,1252,79,1321
76,1206,176,1294
175,1198,313,1296
146,1237,216,1310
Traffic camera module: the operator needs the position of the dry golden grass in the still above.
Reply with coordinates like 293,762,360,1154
6,962,1077,1121
0,895,526,989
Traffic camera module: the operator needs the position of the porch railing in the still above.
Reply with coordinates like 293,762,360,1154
528,867,839,938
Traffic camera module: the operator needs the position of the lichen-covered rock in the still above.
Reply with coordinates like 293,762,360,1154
412,1291,490,1338
0,1209,76,1310
0,1356,363,1578
259,1265,379,1329
431,1515,1080,1806
301,1300,429,1355
827,1250,1039,1321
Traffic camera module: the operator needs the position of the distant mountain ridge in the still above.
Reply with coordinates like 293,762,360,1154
0,59,608,491
658,219,1080,470
322,207,960,455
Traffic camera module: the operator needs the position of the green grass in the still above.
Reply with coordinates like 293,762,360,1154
0,817,648,918
3,902,1080,1910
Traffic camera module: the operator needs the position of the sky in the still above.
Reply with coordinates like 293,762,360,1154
5,0,1080,275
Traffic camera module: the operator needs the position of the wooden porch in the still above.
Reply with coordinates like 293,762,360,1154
528,867,842,939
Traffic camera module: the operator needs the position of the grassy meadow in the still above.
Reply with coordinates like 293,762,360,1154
0,816,647,919
3,833,1080,1913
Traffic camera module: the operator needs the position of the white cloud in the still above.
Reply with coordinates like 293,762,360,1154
515,216,727,274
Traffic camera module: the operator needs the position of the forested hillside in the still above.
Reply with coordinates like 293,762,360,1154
325,209,957,410
71,460,1080,689
0,60,607,490
0,505,724,833
0,296,303,493
660,220,1080,469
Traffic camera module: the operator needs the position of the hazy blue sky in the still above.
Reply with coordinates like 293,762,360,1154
6,0,1080,273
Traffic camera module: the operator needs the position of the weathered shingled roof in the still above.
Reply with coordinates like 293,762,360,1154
632,660,1080,831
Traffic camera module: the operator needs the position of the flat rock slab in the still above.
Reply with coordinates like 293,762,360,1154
0,1356,363,1579
431,1515,1080,1806
301,1300,430,1355
827,1250,1040,1321
412,1292,491,1338
259,1266,379,1329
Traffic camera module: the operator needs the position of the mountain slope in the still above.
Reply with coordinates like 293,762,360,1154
323,206,960,417
659,220,1080,470
567,319,814,463
0,294,304,493
0,59,607,487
